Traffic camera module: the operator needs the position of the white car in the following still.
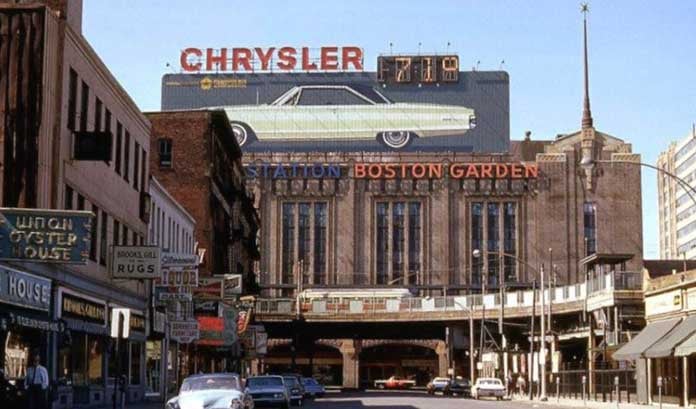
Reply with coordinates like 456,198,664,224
222,85,476,149
471,377,506,400
166,373,254,409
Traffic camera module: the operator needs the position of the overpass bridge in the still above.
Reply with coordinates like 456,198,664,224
254,271,643,323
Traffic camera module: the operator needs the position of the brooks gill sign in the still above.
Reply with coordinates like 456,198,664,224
180,46,364,72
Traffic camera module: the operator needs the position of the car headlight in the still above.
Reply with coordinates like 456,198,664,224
166,401,180,409
274,393,284,398
230,398,243,409
291,388,299,394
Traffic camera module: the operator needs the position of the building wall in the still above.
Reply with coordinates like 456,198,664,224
248,131,643,296
658,128,696,260
149,176,196,254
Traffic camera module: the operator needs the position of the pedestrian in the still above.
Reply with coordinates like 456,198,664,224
25,353,49,409
517,375,527,397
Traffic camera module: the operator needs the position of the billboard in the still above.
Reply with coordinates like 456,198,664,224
161,65,509,153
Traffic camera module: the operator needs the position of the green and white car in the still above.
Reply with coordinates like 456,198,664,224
223,85,476,149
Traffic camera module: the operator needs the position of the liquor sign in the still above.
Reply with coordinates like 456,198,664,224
223,274,243,299
111,246,161,279
170,320,199,344
0,208,93,264
0,265,51,311
180,46,363,73
158,252,199,287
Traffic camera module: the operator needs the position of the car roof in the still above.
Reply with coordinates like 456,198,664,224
185,373,240,379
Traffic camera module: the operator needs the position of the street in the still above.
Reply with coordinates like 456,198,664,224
304,391,556,409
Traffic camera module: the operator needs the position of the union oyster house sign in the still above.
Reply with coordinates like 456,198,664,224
0,208,94,264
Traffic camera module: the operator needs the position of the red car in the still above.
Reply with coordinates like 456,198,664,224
374,376,416,389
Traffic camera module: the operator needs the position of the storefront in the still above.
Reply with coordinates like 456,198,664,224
614,269,696,407
106,304,147,404
145,311,167,400
56,287,109,407
0,265,56,387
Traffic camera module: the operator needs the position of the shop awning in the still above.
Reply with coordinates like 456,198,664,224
613,318,680,361
675,319,696,357
645,316,696,358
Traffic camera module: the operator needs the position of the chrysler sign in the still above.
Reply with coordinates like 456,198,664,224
180,46,363,73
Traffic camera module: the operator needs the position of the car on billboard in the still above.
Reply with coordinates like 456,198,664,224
222,85,476,149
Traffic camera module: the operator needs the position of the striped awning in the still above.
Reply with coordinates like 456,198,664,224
613,318,680,361
675,318,696,357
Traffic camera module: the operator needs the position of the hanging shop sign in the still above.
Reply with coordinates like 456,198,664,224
157,252,199,287
61,293,107,325
111,246,161,279
180,46,363,73
130,313,146,333
0,265,51,311
170,320,200,344
194,300,219,315
158,291,193,302
193,278,223,300
223,274,242,299
0,208,93,264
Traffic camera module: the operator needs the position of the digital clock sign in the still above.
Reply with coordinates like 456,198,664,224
377,55,459,84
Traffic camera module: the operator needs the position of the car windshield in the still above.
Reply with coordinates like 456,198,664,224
302,378,318,385
247,377,284,388
181,375,240,392
283,377,299,387
433,378,449,382
480,379,502,385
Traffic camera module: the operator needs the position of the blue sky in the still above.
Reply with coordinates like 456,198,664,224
83,0,696,258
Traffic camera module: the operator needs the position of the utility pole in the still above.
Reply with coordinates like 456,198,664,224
529,278,536,400
540,264,548,401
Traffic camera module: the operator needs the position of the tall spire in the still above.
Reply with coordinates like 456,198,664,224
581,3,593,129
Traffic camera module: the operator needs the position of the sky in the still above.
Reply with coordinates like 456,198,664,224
82,0,696,259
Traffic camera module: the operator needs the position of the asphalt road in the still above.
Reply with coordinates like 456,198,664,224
303,391,557,409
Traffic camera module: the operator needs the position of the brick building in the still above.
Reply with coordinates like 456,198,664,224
1,1,152,407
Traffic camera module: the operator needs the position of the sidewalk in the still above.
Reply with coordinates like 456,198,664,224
95,402,163,409
511,395,687,409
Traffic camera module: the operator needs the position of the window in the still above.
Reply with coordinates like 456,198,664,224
113,220,120,248
115,123,123,175
471,203,483,285
313,203,327,285
141,149,147,192
90,205,98,261
281,203,295,285
65,185,74,210
584,202,597,256
68,68,77,131
298,203,311,283
105,109,112,135
503,202,517,282
133,142,140,190
158,138,172,167
80,81,89,131
375,201,422,285
122,225,128,245
124,131,131,182
470,202,518,286
77,194,85,210
296,88,372,106
95,98,102,131
100,212,107,266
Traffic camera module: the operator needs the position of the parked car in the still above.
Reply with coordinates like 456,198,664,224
246,375,290,409
426,377,452,395
448,377,471,397
282,376,304,406
222,84,476,149
301,377,325,398
166,373,253,409
471,377,505,400
374,376,416,389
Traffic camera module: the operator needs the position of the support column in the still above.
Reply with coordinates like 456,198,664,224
436,341,448,378
340,339,360,390
588,315,596,396
683,356,689,408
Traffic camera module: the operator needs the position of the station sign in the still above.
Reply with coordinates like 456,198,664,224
180,46,363,73
170,320,200,344
111,246,161,279
0,208,93,264
0,266,51,311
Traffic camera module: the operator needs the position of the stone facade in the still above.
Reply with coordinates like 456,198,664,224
247,130,643,297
